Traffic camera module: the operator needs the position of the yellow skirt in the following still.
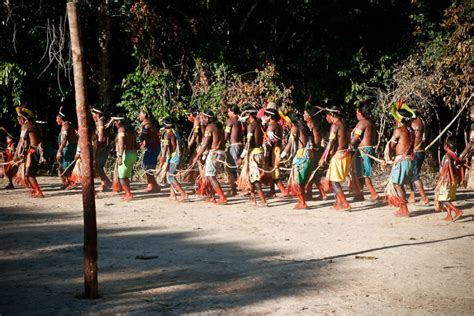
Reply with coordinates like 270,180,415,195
326,151,351,182
437,183,457,202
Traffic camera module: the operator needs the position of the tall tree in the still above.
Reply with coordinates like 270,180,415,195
67,0,98,299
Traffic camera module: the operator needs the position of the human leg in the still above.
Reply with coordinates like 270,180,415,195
119,177,133,201
365,177,379,200
253,181,268,206
393,184,409,217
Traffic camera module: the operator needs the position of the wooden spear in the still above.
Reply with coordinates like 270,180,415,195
67,1,98,299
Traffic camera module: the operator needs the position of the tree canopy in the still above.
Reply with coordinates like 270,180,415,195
0,0,472,146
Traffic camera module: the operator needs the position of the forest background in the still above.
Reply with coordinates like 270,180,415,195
0,0,472,169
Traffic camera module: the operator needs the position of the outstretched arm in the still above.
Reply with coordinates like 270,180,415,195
319,124,337,167
281,126,297,159
193,126,211,164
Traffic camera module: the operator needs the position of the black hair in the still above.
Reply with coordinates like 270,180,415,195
306,107,319,118
202,109,214,118
229,105,240,115
357,103,371,118
286,111,299,124
162,117,174,128
265,108,279,121
328,106,342,117
398,109,414,125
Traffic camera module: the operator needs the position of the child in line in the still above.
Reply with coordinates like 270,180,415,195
434,137,465,222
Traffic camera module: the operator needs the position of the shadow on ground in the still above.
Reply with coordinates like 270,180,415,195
0,206,330,314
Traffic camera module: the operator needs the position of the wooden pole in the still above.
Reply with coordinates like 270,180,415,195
67,1,98,299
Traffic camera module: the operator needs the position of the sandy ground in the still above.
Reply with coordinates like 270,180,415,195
0,176,473,315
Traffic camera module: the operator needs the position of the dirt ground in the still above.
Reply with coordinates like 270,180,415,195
0,176,473,315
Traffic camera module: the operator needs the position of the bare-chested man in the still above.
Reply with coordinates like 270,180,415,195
409,112,429,204
114,114,138,201
319,106,352,211
160,118,188,201
186,109,208,194
282,112,312,209
192,110,227,204
138,109,161,193
351,104,379,200
56,107,78,189
15,106,44,197
91,108,112,191
385,104,416,217
225,105,244,196
264,108,286,197
303,107,325,200
238,108,268,206
187,108,203,153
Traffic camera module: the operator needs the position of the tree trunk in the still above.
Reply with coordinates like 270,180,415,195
67,1,98,299
98,0,112,110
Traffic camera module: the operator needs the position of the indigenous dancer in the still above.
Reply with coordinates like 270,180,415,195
114,114,138,201
91,107,112,191
237,108,268,206
434,138,464,221
319,106,352,211
192,110,227,204
384,101,416,217
138,108,161,193
225,105,244,196
14,106,44,197
351,103,379,200
0,129,17,189
282,112,312,209
187,108,204,156
264,108,287,197
187,109,207,195
160,118,188,201
303,107,325,200
56,107,78,189
408,111,429,204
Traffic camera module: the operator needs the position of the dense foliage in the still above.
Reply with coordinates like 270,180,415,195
0,0,472,156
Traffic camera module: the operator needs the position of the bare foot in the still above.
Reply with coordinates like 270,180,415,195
337,205,351,212
121,194,133,201
97,183,112,192
394,209,409,217
247,196,257,205
32,191,45,198
178,193,189,202
205,196,217,203
371,194,380,201
276,193,290,199
145,185,161,193
216,198,228,205
417,199,430,206
453,211,463,222
294,202,308,209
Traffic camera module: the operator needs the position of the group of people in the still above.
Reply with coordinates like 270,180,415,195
1,101,472,222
